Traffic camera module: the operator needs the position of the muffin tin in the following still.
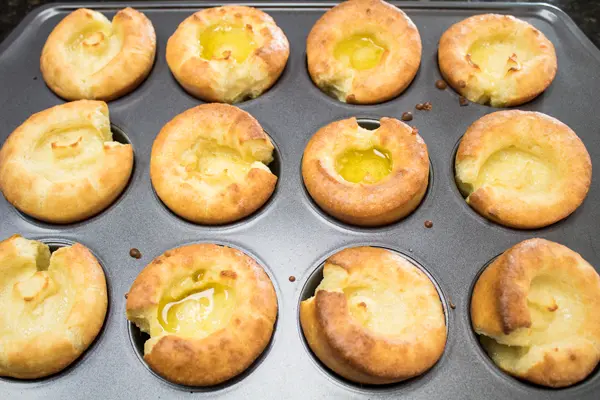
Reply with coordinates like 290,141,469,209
1,1,600,399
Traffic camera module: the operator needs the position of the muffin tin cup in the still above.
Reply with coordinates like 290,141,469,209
1,1,600,399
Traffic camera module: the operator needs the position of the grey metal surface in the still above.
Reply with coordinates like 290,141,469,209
1,1,599,399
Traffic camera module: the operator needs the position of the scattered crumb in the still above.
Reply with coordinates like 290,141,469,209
33,76,38,81
129,248,142,259
410,126,419,135
416,102,432,111
435,79,447,90
124,293,128,299
450,301,456,310
424,220,433,228
289,276,296,282
459,96,469,106
401,111,413,121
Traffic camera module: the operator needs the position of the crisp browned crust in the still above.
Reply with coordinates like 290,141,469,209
306,0,421,104
41,7,156,101
0,235,107,379
300,247,446,384
438,14,556,107
126,243,277,386
166,6,289,103
471,239,600,387
150,104,277,225
302,117,429,226
0,100,133,223
455,110,591,229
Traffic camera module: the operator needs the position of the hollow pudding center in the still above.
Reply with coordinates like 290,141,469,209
0,251,74,337
334,34,385,70
344,285,414,336
183,140,260,183
199,24,257,63
158,282,236,337
14,271,54,302
82,31,106,47
336,147,392,184
31,125,109,180
479,274,584,367
68,23,121,75
467,36,531,77
476,147,553,193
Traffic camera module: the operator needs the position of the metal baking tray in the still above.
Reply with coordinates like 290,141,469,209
1,1,600,399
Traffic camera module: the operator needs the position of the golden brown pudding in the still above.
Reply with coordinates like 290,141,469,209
307,0,421,104
300,247,446,384
166,6,289,103
302,117,429,226
471,238,600,387
150,104,277,224
126,243,277,386
0,100,133,223
41,8,156,101
455,110,591,229
438,14,557,107
0,235,107,379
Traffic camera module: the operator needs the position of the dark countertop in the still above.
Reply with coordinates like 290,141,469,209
1,0,599,48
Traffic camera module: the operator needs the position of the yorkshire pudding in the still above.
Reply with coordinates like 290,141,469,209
302,117,429,226
0,235,107,379
126,243,277,386
0,100,134,223
455,110,591,229
150,104,277,224
438,14,557,107
41,7,156,101
166,6,289,103
471,238,600,387
306,0,421,104
300,247,446,384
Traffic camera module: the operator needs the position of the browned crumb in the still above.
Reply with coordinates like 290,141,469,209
220,270,238,279
424,220,433,228
289,276,296,282
450,301,456,309
411,126,419,135
124,293,129,299
416,102,432,111
401,111,413,121
459,96,469,106
129,248,142,259
435,79,447,90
